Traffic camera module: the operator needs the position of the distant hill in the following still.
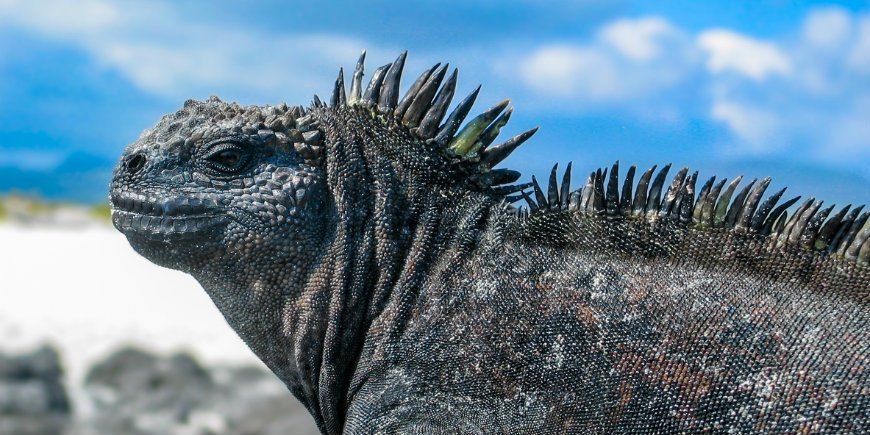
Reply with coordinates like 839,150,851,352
0,194,109,225
0,151,114,204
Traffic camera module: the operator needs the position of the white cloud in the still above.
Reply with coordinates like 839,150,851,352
802,7,852,50
520,45,620,100
825,96,870,159
711,101,782,153
697,29,792,80
599,17,678,62
849,14,870,71
0,0,122,36
86,32,367,99
509,8,869,170
0,0,374,101
517,17,695,105
701,12,869,163
0,149,65,170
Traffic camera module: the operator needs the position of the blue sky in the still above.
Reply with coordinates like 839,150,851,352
0,0,867,205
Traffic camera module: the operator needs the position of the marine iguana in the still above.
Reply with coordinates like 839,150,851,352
110,51,869,434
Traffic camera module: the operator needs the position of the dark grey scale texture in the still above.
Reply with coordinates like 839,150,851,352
110,52,869,434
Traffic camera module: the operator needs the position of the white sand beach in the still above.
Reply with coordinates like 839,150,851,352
0,222,263,385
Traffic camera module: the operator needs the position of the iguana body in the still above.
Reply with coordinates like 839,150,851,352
110,52,869,434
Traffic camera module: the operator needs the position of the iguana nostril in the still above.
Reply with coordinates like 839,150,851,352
126,153,146,174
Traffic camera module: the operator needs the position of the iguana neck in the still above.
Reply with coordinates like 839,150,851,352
194,107,501,434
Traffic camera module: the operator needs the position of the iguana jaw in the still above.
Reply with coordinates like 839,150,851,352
110,190,229,240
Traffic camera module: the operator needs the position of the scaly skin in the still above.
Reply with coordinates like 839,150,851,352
111,53,869,434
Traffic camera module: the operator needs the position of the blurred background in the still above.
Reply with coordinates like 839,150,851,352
0,0,867,434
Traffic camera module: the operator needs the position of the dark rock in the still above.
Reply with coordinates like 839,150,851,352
0,345,319,435
85,347,212,394
0,345,70,435
74,346,319,435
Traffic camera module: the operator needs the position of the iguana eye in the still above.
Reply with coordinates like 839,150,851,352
213,149,241,166
204,144,250,173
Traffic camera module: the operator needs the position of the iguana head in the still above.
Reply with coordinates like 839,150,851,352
109,97,328,274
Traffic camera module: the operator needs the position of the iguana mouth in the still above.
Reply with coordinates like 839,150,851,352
110,190,227,238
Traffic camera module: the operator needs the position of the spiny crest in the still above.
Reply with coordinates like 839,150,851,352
325,50,537,193
515,162,870,266
313,51,867,267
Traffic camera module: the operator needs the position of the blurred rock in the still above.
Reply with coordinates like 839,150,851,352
84,347,213,413
0,345,319,435
71,346,319,435
0,345,71,435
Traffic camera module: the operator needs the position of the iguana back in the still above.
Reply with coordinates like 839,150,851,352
109,51,869,434
349,214,867,432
